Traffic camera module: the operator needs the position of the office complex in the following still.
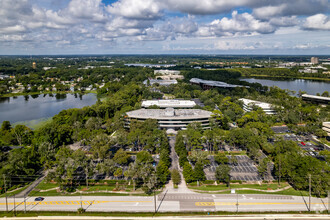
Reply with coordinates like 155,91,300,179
190,78,244,90
302,94,330,105
126,99,212,130
143,79,177,86
311,57,319,64
239,98,276,115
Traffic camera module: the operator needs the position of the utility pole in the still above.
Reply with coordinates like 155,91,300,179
14,194,16,216
3,175,8,213
154,189,156,214
308,174,311,212
236,193,239,213
328,190,330,214
24,194,26,214
80,192,83,209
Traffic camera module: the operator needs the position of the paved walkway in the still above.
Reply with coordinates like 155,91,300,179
164,136,196,194
15,173,46,198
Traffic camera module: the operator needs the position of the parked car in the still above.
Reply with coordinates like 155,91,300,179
35,197,44,201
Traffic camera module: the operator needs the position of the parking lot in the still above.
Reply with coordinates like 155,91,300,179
205,155,263,182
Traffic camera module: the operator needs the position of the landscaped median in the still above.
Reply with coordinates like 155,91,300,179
187,181,310,196
27,180,163,197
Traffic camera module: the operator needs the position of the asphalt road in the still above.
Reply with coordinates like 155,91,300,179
0,193,328,213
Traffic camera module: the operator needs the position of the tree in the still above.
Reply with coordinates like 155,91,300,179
230,155,238,166
114,167,123,179
1,121,11,131
12,125,33,146
182,162,195,183
215,164,231,186
136,151,153,164
258,158,271,180
214,152,229,164
171,169,181,186
156,161,170,186
113,149,130,165
187,150,209,165
194,161,206,181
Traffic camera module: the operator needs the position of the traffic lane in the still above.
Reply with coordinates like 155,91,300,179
0,196,156,212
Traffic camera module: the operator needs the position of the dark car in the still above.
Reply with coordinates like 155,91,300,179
35,197,44,201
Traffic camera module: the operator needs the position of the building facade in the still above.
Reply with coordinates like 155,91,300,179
239,98,276,115
125,108,212,130
141,100,196,108
322,122,330,136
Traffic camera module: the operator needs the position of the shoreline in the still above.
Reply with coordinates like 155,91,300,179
0,90,97,98
240,74,330,82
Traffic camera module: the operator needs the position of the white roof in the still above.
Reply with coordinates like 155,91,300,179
190,78,244,88
142,100,196,108
302,94,330,101
239,98,273,109
154,70,181,75
126,108,212,120
143,79,177,86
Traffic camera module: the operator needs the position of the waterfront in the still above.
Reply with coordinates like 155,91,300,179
241,78,330,95
0,93,97,124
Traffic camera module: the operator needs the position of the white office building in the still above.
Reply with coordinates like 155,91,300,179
239,98,276,115
141,100,196,108
125,108,212,130
322,122,330,136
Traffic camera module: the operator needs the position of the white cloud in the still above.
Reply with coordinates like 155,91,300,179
106,0,162,19
208,11,276,36
67,0,107,22
304,14,330,30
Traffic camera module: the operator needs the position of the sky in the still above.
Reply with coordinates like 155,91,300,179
0,0,330,55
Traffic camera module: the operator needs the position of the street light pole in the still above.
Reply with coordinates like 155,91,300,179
309,174,311,212
3,175,8,213
154,189,156,214
236,193,239,213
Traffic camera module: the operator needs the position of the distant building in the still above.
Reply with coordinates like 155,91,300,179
299,69,318,74
143,79,177,86
302,94,330,105
141,100,196,109
125,108,212,130
311,57,319,64
190,78,245,90
32,62,37,69
322,122,330,136
239,98,276,115
154,70,180,75
154,70,184,80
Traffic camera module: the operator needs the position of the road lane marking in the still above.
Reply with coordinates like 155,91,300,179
195,202,328,206
0,200,152,206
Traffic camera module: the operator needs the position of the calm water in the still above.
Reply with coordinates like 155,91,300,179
0,93,97,124
241,78,330,95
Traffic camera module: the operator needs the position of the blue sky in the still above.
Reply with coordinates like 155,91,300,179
0,0,329,55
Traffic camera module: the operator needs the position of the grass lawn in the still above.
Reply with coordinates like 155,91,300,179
0,184,31,198
188,182,289,191
34,181,59,190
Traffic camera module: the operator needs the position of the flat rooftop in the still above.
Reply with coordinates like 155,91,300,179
190,78,244,88
126,108,212,120
302,94,330,101
143,79,177,86
141,100,196,108
239,98,273,109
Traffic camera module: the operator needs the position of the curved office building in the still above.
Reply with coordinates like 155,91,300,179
125,107,212,130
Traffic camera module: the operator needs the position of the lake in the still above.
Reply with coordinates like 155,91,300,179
0,93,97,125
241,78,330,95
